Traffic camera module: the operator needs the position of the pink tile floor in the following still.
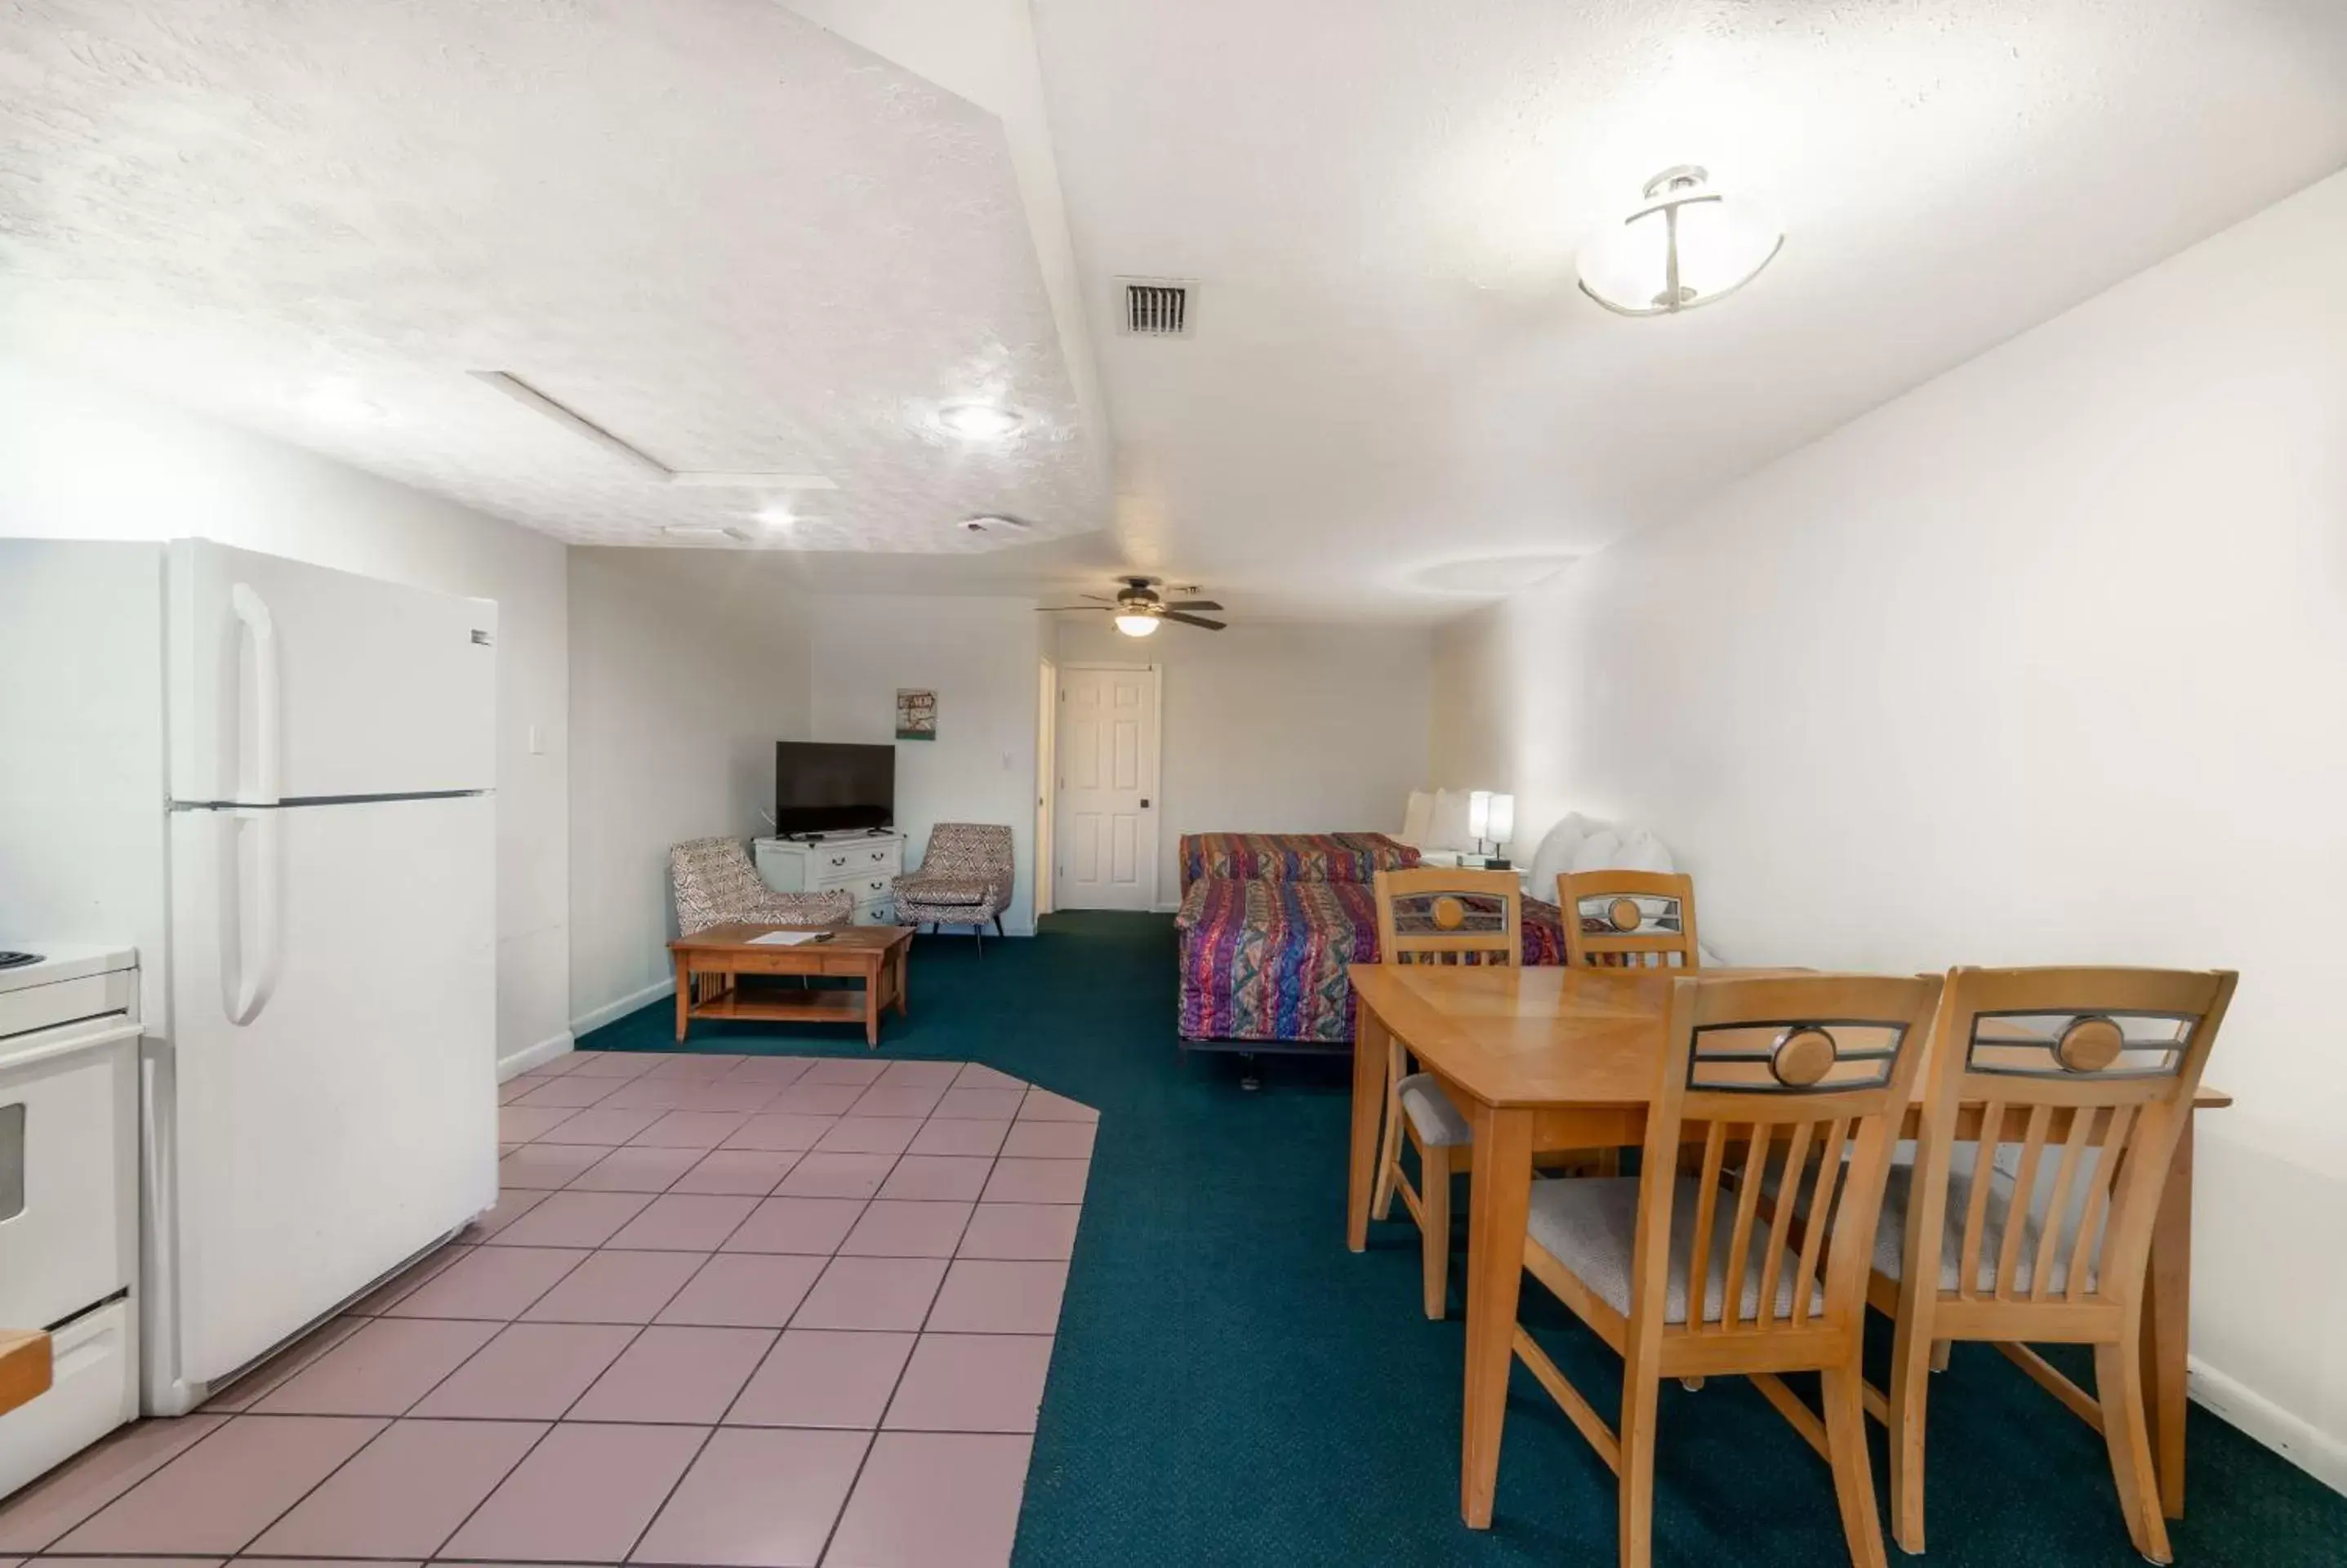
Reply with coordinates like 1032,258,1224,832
0,1053,1097,1568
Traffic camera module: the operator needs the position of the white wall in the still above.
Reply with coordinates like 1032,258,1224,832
567,549,813,1029
808,595,1044,935
0,357,572,1071
1427,171,2347,1486
1058,621,1432,904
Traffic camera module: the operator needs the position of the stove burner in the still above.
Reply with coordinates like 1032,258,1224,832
0,952,42,970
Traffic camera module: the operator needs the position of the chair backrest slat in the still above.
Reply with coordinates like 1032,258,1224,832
1631,974,1940,1342
1372,867,1521,967
1715,1121,1770,1333
1756,1119,1812,1330
2064,1103,2133,1303
1788,1116,1848,1329
1557,870,1699,970
1917,967,2236,1311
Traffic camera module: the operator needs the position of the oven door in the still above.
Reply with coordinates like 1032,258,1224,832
0,1016,140,1334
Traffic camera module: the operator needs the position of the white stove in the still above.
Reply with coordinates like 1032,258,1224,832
0,942,140,1503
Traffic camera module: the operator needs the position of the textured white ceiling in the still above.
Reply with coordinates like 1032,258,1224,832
0,0,1103,553
4,2,2344,618
1030,0,2347,617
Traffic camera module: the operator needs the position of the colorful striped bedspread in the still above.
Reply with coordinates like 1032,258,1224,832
1175,876,1568,1044
1176,831,1420,893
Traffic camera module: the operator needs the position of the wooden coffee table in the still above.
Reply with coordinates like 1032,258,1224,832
668,923,913,1047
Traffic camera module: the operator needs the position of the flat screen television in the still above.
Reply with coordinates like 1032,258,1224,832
774,742,895,835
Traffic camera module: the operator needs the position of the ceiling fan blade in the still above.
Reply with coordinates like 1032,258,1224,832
1035,605,1115,613
1160,612,1227,630
1081,594,1116,603
1164,599,1222,612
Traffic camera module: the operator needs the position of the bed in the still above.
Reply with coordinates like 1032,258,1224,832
1178,831,1423,893
1176,872,1569,1049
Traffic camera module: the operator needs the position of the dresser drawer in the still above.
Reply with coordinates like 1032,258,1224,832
810,844,901,886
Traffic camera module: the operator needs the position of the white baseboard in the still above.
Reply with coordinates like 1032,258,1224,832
1151,900,1181,914
2190,1357,2347,1496
497,1030,574,1082
570,978,675,1039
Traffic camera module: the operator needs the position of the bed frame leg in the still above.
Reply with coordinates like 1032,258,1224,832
1240,1052,1262,1092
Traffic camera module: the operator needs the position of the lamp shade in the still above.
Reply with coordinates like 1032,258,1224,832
1579,165,1782,317
1114,613,1160,637
1467,791,1491,843
1487,794,1515,845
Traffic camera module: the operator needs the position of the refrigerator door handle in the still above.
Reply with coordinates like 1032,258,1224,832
220,808,283,1026
230,582,282,806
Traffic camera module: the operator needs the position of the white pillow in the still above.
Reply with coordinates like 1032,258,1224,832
1615,827,1676,874
1527,813,1601,902
1400,790,1434,848
1568,828,1625,872
1427,788,1476,853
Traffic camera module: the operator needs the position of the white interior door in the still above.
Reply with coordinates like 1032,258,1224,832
162,794,497,1388
1054,666,1158,911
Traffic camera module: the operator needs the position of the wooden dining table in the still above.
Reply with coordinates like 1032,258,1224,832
1344,962,2229,1530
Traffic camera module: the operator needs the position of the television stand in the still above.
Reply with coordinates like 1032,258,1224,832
754,830,906,927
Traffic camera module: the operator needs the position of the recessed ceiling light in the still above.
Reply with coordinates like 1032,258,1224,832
755,502,796,529
960,514,1034,534
1578,166,1783,317
937,401,1024,442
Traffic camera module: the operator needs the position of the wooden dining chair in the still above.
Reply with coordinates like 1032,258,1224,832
1366,866,1522,1318
1510,973,1942,1568
1867,966,2237,1562
1557,870,1699,969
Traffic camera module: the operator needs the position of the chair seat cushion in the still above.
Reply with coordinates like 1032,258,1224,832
1525,1176,1823,1326
1396,1073,1470,1147
896,875,994,906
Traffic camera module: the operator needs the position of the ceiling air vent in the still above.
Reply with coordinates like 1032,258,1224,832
1118,278,1193,338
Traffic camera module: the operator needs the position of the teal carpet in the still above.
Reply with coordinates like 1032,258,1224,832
580,912,2343,1566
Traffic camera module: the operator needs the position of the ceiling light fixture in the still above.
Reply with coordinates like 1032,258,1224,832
937,401,1024,442
1114,612,1161,639
755,501,796,530
1577,166,1783,317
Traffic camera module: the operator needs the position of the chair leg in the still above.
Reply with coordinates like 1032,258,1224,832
973,923,984,956
993,914,1004,938
1370,1045,1406,1223
1618,1366,1663,1568
1931,1339,1952,1373
1420,1143,1451,1320
1822,1361,1891,1568
1886,1300,1936,1554
2095,1331,2174,1564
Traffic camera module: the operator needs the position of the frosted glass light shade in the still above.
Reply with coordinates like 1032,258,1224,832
1488,794,1516,845
1114,612,1160,637
1467,791,1492,842
1579,166,1782,317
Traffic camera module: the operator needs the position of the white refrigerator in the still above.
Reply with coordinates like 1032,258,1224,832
0,538,498,1415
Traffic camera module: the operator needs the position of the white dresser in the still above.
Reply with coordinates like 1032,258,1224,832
754,831,905,926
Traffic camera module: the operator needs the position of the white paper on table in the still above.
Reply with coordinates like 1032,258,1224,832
746,929,826,947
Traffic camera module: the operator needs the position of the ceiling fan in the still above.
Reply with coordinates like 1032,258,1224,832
1039,576,1226,637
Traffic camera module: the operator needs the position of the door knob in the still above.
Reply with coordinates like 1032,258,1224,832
1141,799,1151,808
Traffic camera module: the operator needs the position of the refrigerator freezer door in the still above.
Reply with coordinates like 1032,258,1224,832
167,540,497,804
158,795,496,1392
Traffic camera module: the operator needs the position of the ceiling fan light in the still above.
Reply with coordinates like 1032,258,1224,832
1578,166,1782,316
1114,612,1160,638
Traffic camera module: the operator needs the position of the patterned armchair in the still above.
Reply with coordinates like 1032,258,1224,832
670,837,852,936
893,822,1015,951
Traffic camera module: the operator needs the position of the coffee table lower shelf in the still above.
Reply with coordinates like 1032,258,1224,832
667,923,914,1048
